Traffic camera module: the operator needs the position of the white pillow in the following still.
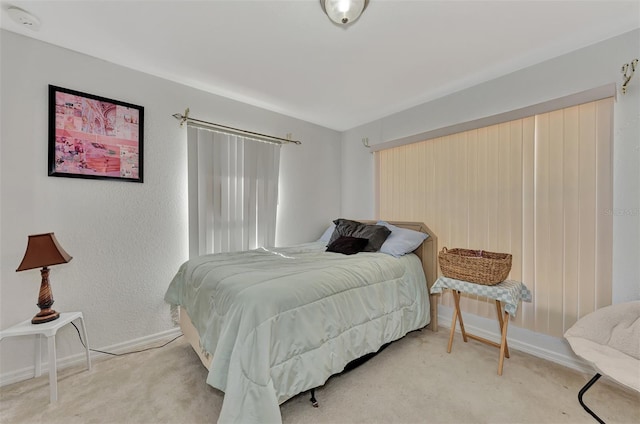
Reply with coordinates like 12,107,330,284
377,221,428,257
318,223,336,243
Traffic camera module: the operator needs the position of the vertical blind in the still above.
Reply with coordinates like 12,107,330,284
376,97,613,337
188,127,281,257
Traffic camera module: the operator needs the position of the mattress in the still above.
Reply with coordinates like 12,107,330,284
164,241,430,423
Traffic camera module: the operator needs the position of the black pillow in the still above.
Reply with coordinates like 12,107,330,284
326,236,369,255
328,219,392,252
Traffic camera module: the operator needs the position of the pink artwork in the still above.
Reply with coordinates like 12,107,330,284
48,86,143,182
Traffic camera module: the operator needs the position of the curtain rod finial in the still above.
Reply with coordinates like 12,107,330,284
621,58,638,94
172,108,190,127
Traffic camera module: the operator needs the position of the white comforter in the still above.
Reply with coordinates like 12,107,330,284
164,242,430,423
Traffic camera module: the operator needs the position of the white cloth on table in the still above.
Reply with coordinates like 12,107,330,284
430,276,531,317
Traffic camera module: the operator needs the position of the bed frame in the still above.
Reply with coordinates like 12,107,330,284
179,220,439,371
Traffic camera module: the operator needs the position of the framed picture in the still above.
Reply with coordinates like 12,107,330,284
48,85,144,182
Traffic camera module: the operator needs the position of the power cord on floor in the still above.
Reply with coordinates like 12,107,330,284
70,322,183,357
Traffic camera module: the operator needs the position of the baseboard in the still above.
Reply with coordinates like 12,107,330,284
3,310,592,387
437,305,593,374
0,327,182,387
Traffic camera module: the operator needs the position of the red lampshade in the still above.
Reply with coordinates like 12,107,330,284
16,233,72,272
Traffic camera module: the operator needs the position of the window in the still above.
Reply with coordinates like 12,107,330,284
188,128,281,257
376,97,613,336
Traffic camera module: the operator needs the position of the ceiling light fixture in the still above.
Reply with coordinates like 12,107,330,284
7,6,41,31
320,0,369,26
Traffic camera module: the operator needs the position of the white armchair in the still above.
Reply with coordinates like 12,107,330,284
564,301,640,423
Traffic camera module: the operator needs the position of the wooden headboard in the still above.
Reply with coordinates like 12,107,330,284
363,220,439,331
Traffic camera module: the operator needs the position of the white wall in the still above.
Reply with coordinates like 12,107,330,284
342,29,640,365
0,30,341,382
340,121,379,221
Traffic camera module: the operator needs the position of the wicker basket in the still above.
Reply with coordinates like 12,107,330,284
438,247,512,285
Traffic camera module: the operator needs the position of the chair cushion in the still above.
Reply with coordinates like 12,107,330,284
564,301,640,392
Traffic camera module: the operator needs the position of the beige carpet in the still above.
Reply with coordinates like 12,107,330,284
1,328,638,423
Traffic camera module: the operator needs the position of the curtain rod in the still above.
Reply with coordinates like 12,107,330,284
172,108,302,145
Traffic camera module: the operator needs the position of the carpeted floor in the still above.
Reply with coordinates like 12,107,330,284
1,328,638,423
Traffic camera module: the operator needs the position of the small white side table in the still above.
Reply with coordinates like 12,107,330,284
0,311,91,402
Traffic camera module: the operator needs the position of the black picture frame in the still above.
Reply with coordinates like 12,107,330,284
48,85,144,183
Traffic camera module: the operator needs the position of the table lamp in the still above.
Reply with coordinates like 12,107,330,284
16,233,72,324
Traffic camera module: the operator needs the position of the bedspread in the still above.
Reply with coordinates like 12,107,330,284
164,242,430,423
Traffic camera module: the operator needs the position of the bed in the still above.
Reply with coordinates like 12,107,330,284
165,220,438,423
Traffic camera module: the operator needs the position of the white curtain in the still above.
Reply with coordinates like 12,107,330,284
187,127,281,257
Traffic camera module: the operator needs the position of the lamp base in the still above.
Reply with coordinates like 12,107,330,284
31,267,60,324
32,309,60,324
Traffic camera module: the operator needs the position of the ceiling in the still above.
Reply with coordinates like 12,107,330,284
1,0,638,131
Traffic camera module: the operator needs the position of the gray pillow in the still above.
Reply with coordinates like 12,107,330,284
328,219,392,252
